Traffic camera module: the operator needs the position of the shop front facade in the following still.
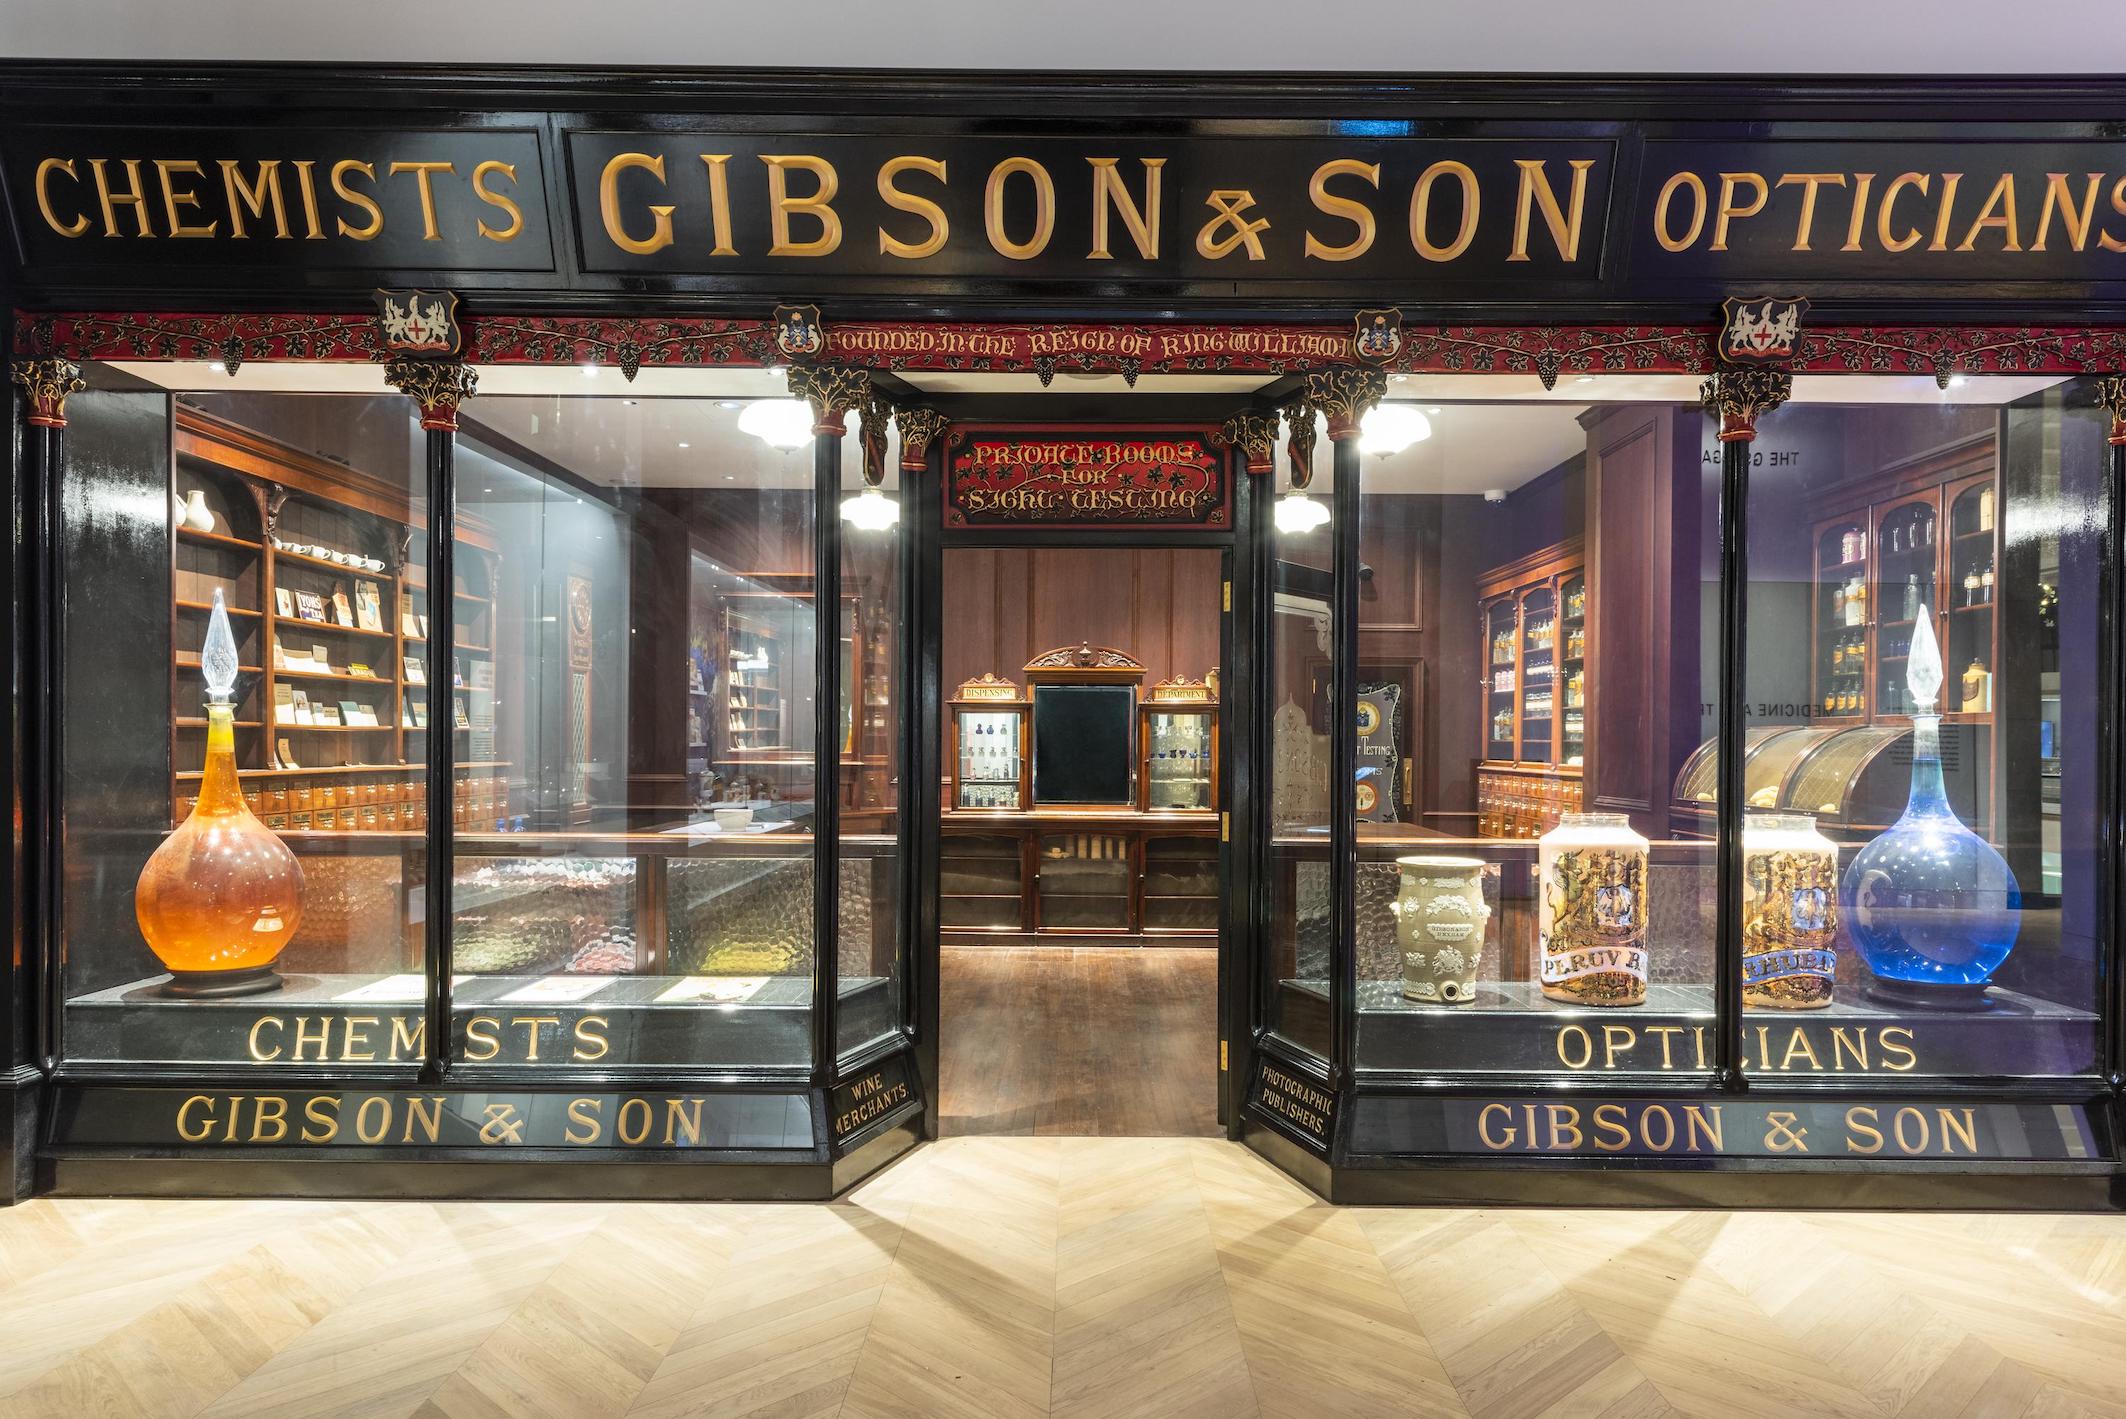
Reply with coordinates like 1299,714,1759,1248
3,65,2125,1205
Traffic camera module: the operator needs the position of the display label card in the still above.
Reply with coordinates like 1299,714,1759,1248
657,975,770,1004
334,973,471,1003
500,975,617,1004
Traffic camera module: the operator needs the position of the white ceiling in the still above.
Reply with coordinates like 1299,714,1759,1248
11,0,2122,71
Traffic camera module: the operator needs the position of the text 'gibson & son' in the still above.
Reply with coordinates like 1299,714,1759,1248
24,135,2126,277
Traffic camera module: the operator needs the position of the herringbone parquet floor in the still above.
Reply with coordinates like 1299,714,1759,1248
4,1138,2126,1419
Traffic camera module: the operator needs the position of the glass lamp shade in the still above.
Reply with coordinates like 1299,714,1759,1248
1839,607,2018,1008
1274,490,1331,533
737,398,816,450
134,594,304,997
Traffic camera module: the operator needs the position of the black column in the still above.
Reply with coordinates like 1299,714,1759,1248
385,359,473,1088
1714,432,1749,1090
811,415,845,1084
1329,435,1362,1090
2102,379,2126,1093
5,358,78,1202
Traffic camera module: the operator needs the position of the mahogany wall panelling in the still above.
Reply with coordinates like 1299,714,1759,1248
1584,404,1701,838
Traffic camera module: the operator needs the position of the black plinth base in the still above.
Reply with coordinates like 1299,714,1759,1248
1864,977,1994,1013
160,964,283,999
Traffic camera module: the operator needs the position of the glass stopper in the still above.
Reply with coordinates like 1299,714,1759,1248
202,588,240,702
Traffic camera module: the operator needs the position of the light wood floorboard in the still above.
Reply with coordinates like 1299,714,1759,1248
6,1140,2126,1419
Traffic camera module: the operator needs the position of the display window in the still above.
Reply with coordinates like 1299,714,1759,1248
1738,376,2109,1083
1319,386,1720,1080
1265,407,1336,1062
52,363,900,1080
60,373,433,1070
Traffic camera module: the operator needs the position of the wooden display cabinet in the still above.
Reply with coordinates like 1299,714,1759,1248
1803,434,2000,830
1475,539,1585,838
168,405,510,834
1137,676,1219,813
948,673,1030,811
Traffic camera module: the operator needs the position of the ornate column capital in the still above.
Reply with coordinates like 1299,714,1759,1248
384,358,478,432
1215,409,1281,475
1280,398,1318,490
11,357,85,429
2098,374,2126,447
1303,365,1388,442
788,364,870,437
894,406,950,472
1700,367,1792,443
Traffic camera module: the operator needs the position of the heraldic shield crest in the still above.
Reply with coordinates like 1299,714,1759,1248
373,289,462,356
1353,308,1403,363
773,303,826,360
1719,296,1810,364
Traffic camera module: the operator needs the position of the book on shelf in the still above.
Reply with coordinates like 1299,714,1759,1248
453,656,464,689
277,737,299,769
315,702,342,727
411,702,428,728
274,587,295,618
271,642,288,669
453,696,471,730
349,661,373,678
338,699,375,727
331,588,355,627
418,612,430,638
354,582,384,632
400,608,421,637
290,688,314,725
294,590,327,623
273,684,294,721
403,654,426,684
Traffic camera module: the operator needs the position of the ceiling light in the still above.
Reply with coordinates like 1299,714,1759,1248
737,398,815,450
841,485,900,531
1427,406,1442,414
580,363,598,377
1359,404,1432,456
1948,374,1970,389
1574,375,1596,384
677,441,690,449
1275,490,1331,534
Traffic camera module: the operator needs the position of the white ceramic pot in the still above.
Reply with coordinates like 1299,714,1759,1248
1391,855,1490,1006
713,806,754,832
182,489,216,534
1536,812,1651,1007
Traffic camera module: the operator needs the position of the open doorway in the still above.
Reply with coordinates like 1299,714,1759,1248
936,543,1227,1136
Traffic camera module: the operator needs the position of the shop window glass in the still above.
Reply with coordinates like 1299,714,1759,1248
1264,416,1336,1060
837,411,905,1058
450,389,818,1071
1348,391,1718,1079
1739,377,2105,1081
60,373,432,1069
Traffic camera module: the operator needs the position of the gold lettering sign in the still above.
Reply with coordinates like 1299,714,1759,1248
1551,1021,1920,1073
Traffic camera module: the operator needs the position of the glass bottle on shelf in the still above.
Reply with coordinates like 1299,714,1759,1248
1841,605,2020,1008
1902,573,1920,621
134,591,305,997
1843,576,1866,627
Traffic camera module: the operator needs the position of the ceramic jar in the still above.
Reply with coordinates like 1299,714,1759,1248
1741,811,1839,1009
1392,855,1491,1006
1536,811,1650,1007
181,488,216,533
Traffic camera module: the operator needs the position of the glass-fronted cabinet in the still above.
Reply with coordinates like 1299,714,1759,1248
949,673,1029,810
1138,676,1219,812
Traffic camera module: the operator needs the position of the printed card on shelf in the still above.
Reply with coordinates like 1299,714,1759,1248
331,589,355,627
354,582,384,632
403,655,425,684
272,685,295,721
500,976,616,1004
274,587,295,618
276,736,299,769
290,689,313,724
337,699,364,724
656,976,770,1004
294,590,326,623
401,609,421,637
334,973,471,1003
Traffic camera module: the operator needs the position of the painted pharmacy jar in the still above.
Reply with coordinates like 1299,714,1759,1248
1741,811,1839,1009
1536,812,1650,1007
1392,856,1491,1005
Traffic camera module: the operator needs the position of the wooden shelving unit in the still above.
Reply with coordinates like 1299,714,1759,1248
1474,538,1586,838
167,404,511,833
